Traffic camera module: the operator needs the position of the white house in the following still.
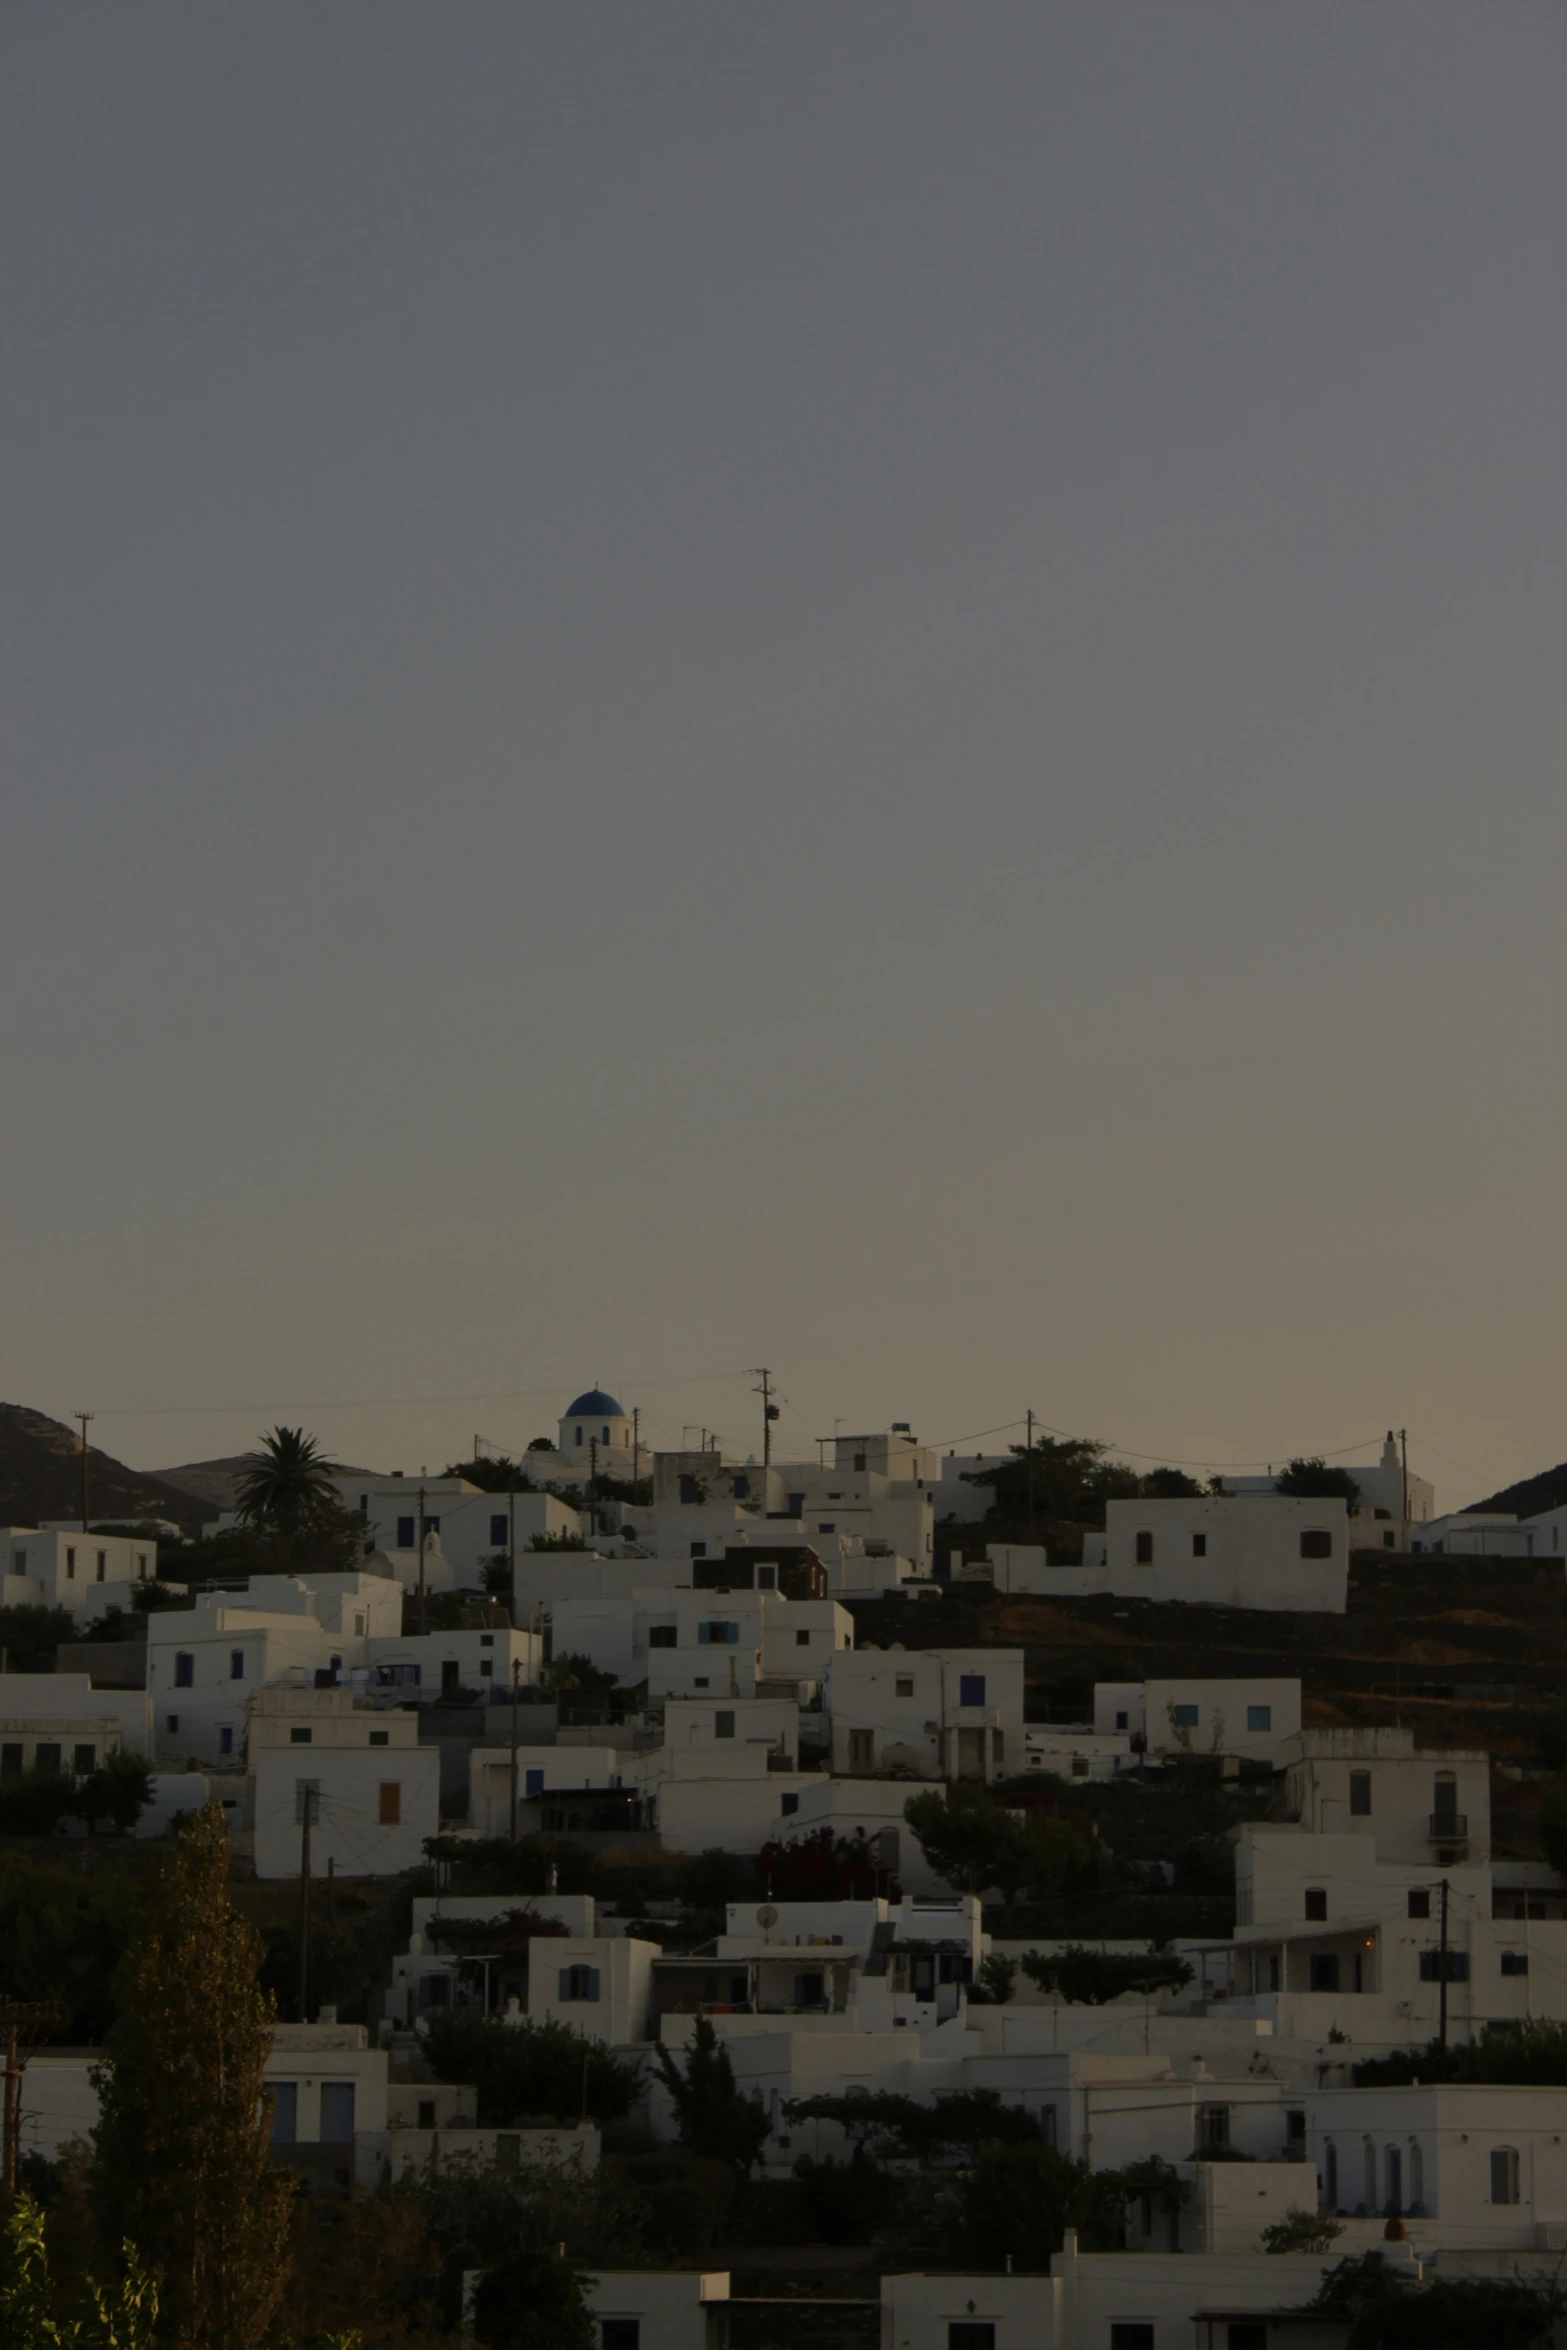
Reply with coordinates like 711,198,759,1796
526,1932,659,2046
0,1670,153,1772
364,1624,541,1704
2,1527,158,1622
585,2271,730,2350
147,1591,353,1765
1093,1680,1301,1766
248,1687,439,1878
823,1648,1026,1782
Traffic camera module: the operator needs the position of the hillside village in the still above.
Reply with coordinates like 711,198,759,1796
5,1391,1567,2350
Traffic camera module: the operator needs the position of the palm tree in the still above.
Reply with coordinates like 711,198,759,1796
234,1426,343,1561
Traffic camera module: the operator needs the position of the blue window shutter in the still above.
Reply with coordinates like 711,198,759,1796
588,1968,600,1999
959,1674,985,1706
698,1623,711,1645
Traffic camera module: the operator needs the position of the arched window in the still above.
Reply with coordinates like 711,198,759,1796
1384,2144,1402,2215
602,1424,610,1443
1491,2146,1521,2205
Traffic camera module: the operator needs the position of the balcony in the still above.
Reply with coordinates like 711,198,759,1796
1429,1813,1468,1845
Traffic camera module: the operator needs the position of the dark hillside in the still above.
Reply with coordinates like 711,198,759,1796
1468,1460,1567,1520
0,1403,209,1536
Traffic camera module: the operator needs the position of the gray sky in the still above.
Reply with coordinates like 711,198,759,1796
4,3,1562,1507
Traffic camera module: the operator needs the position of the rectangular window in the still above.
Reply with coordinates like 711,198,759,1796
525,1768,545,1795
319,2082,356,2143
1419,1950,1470,1982
417,2098,436,2130
796,1628,810,1645
959,1674,986,1706
1349,1771,1372,1815
1172,1703,1200,1727
369,1730,389,1747
66,1547,76,1577
1134,1531,1154,1564
733,1475,750,1500
1305,1887,1328,1920
679,1475,698,1505
0,1745,21,1779
290,1727,313,1745
490,1515,508,1547
1197,2103,1231,2150
1110,2326,1155,2350
648,1625,677,1647
781,1792,799,1815
1501,1951,1529,1976
849,1729,874,1769
1229,2329,1269,2350
948,2329,995,2350
479,1660,493,1677
165,1715,178,1735
379,1783,401,1825
174,1653,194,1688
269,2081,298,2144
896,1676,915,1698
787,1493,804,1518
220,1727,233,1756
96,1552,106,1580
714,1711,735,1739
1300,1529,1333,1558
602,2324,641,2350
230,1650,245,1680
794,1971,826,2007
72,1743,96,1773
1491,2146,1520,2204
1246,1705,1272,1732
1192,1532,1207,1558
698,1621,739,1645
558,1965,600,2002
1408,1888,1430,1919
690,1541,707,1559
397,1516,415,1547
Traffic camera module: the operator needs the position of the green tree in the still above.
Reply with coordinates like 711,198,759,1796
1261,2208,1343,2253
1353,2019,1567,2088
655,2016,769,2178
1272,1457,1362,1508
233,1426,354,1568
1140,1466,1205,1497
90,1804,293,2350
903,1788,1095,1902
969,1953,1018,2005
0,1855,143,2041
418,2011,641,2124
442,1454,535,1495
957,2141,1087,2268
783,2089,1040,2163
1308,2251,1563,2350
1020,1943,1194,2005
75,1750,153,1836
0,1603,79,1672
0,2191,159,2350
470,2250,594,2350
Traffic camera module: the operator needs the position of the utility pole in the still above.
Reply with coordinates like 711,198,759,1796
1026,1408,1035,1542
508,1479,516,1606
509,1658,522,1843
751,1369,778,1470
416,1476,428,1636
74,1412,94,1533
1400,1429,1409,1546
632,1408,641,1489
0,2000,56,2195
1437,1876,1450,2052
298,1785,318,2023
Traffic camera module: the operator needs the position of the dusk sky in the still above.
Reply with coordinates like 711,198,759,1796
4,4,1562,1506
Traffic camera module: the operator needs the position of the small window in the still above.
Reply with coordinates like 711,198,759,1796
174,1653,194,1688
1110,2331,1154,2350
369,1729,389,1747
948,2329,995,2350
1229,2329,1268,2350
1172,1703,1199,1727
602,2324,641,2350
0,1745,22,1779
558,1965,600,2002
714,1711,735,1739
1192,1532,1207,1558
479,1660,493,1677
290,1727,312,1745
1197,2103,1231,2150
1246,1704,1271,1732
959,1674,986,1706
220,1726,233,1756
490,1515,508,1547
818,1522,836,1535
781,1793,799,1816
1135,1531,1154,1564
66,1547,76,1578
1300,1529,1333,1558
230,1650,245,1681
320,2081,356,2142
480,1633,493,1646
1408,1888,1430,1919
1419,1950,1469,1982
690,1541,707,1559
796,1628,810,1645
96,1551,106,1580
1305,1887,1328,1921
849,1728,874,1769
679,1475,698,1505
1491,2145,1520,2204
698,1621,739,1645
896,1676,915,1698
648,1625,677,1647
417,2098,436,2129
733,1475,750,1500
165,1715,178,1734
853,1451,867,1472
397,1516,415,1547
1501,1951,1529,1976
1115,1710,1129,1729
379,1783,401,1825
72,1743,96,1774
1349,1770,1372,1816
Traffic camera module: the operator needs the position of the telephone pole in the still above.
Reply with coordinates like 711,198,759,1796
416,1476,428,1636
509,1658,522,1843
589,1438,599,1537
1400,1429,1410,1545
74,1412,94,1533
1026,1408,1035,1541
751,1369,778,1470
298,1786,318,2023
632,1408,641,1488
0,2000,56,2194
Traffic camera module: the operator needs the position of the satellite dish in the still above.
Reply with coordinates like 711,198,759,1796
756,1903,778,1929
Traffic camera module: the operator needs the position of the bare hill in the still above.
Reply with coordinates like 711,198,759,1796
153,1453,382,1515
1468,1461,1567,1520
0,1403,211,1536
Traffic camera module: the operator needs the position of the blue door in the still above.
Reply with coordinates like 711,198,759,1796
319,2081,356,2143
269,2081,297,2144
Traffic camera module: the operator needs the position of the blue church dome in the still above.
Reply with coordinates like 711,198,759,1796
565,1388,625,1419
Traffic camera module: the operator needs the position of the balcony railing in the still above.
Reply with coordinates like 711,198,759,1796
1429,1813,1468,1839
